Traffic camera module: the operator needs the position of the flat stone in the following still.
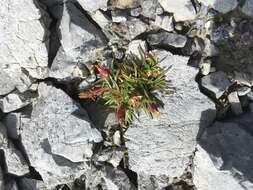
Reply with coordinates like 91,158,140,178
154,15,174,32
0,123,29,176
241,0,253,16
198,0,238,14
141,0,158,19
78,0,108,12
158,0,196,21
193,120,253,190
228,92,243,115
147,32,187,48
0,0,49,79
125,50,216,180
20,83,102,188
0,93,30,113
109,0,141,9
200,71,232,99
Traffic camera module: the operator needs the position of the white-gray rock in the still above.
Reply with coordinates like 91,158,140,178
154,15,174,32
147,32,187,48
125,50,216,181
0,167,4,190
193,120,253,190
158,0,196,21
241,0,253,16
228,92,243,115
200,71,232,99
127,40,148,57
78,0,108,12
50,2,106,80
198,0,238,14
20,83,102,188
0,0,49,79
0,123,29,176
0,93,30,113
3,112,21,140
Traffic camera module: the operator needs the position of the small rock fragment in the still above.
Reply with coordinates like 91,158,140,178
158,0,196,21
228,92,243,115
113,130,121,146
154,15,174,32
237,86,251,96
200,61,211,76
147,32,187,48
141,0,158,19
200,71,232,99
0,93,30,113
112,10,128,23
3,112,21,140
78,0,108,12
109,0,140,9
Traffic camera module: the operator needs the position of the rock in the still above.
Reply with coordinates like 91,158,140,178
193,120,253,190
141,0,158,19
158,0,196,21
0,123,30,176
203,38,219,57
109,0,141,9
228,92,243,115
94,148,124,167
241,0,253,16
0,93,30,113
20,83,102,188
250,103,253,112
138,173,171,190
18,178,47,190
147,32,187,48
237,86,251,96
77,0,108,12
247,91,253,101
125,50,216,181
0,0,49,79
233,71,253,87
130,7,142,17
5,178,18,190
200,60,211,76
85,166,136,190
112,10,128,23
49,2,106,80
127,40,148,57
91,10,111,29
111,18,148,40
154,15,174,32
113,130,121,146
200,71,232,99
198,0,238,14
0,167,4,190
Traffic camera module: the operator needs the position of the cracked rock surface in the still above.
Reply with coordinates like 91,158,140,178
0,0,253,189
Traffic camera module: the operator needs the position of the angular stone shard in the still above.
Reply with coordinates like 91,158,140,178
125,50,216,182
158,0,196,21
20,83,102,188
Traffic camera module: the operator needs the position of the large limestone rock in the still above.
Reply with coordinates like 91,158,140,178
49,1,107,80
20,83,102,188
0,0,49,81
125,50,216,183
193,117,253,190
158,0,196,21
198,0,238,14
78,0,108,12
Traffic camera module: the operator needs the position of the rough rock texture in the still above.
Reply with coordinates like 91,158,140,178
198,0,238,14
125,50,216,182
0,123,29,176
158,0,196,21
78,0,108,12
0,0,49,79
49,1,107,80
20,83,102,188
241,0,253,16
193,118,253,190
200,71,232,99
147,32,187,48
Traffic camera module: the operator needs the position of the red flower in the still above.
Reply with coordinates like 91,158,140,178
95,64,110,78
148,103,160,116
116,106,126,124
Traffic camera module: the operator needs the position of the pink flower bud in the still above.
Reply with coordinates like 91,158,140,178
116,106,126,124
95,64,110,78
148,103,160,116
